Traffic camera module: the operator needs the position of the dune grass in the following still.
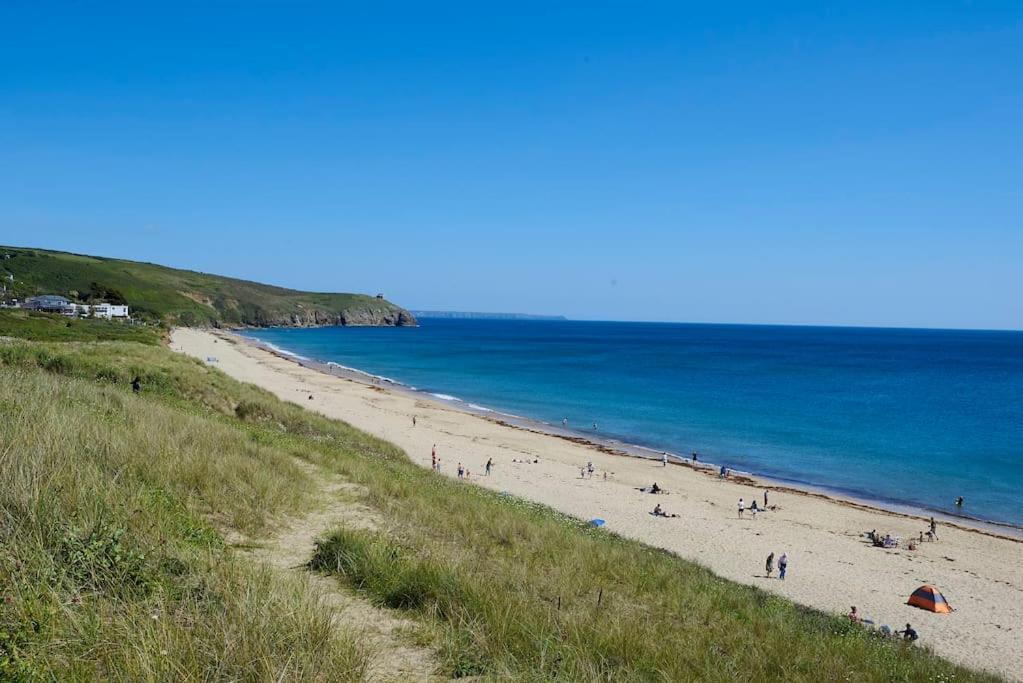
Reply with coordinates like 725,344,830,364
0,357,367,680
0,335,1000,681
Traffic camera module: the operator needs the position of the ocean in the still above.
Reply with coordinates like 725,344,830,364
240,320,1023,528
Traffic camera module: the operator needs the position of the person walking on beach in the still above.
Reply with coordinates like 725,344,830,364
737,498,744,519
765,552,774,578
929,516,938,541
692,451,698,463
764,489,769,507
662,452,668,467
431,452,437,470
457,462,464,479
778,553,788,581
412,415,416,427
485,458,493,476
587,461,595,478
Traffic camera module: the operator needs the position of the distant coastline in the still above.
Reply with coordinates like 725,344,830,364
411,310,566,321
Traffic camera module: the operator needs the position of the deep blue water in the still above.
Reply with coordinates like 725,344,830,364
242,320,1023,527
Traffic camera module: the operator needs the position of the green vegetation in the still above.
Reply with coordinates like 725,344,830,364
0,309,160,344
0,330,997,681
0,343,369,680
0,245,414,326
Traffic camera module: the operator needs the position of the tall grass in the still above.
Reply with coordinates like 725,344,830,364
0,364,367,680
1,337,999,681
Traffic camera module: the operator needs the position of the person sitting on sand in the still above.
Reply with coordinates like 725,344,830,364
651,482,662,494
848,606,861,623
652,504,679,518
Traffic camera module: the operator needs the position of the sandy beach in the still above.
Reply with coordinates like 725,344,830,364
172,327,1023,680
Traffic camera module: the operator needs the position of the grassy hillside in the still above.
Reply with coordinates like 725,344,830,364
0,245,415,327
0,309,161,344
0,333,997,681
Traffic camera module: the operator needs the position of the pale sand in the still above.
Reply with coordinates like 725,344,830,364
171,327,1023,680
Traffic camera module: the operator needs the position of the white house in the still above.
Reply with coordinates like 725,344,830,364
91,303,130,319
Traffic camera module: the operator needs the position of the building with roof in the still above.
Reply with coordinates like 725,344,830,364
24,295,75,314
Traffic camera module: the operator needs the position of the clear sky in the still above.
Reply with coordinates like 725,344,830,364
2,2,1021,329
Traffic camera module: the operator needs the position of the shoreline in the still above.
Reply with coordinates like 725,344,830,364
238,330,1023,542
173,327,1023,679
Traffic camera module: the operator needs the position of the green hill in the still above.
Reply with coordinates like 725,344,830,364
0,245,416,327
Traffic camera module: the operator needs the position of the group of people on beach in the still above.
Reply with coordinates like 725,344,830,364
848,607,919,642
432,444,494,480
737,490,773,519
867,517,940,550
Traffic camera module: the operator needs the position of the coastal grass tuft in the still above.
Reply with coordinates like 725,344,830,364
0,334,1001,681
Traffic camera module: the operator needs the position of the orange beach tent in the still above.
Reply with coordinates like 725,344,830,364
907,585,953,613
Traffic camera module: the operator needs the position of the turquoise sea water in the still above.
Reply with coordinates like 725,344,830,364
241,320,1023,527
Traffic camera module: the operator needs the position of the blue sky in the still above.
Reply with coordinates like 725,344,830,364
1,2,1020,329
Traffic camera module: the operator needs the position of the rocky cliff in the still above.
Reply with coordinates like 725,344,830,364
261,305,418,328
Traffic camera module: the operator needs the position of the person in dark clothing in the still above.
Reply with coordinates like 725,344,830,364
899,623,919,641
131,376,141,394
